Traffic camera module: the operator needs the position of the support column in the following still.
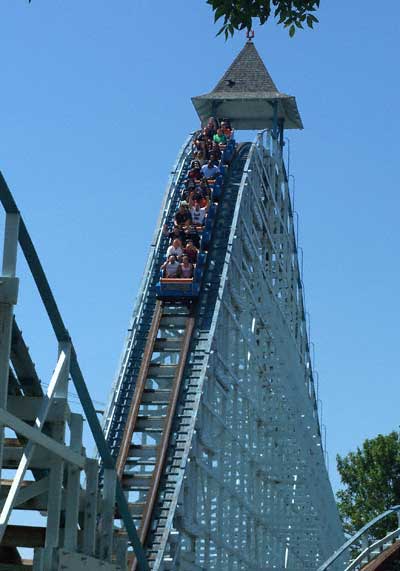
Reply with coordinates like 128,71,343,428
0,212,20,481
64,413,83,551
272,101,278,140
279,118,285,150
43,341,70,570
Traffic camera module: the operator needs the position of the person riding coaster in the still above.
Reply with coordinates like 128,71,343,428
157,117,235,298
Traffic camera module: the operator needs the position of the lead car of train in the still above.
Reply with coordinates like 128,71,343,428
156,136,236,300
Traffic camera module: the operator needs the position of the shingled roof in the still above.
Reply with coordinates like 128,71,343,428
192,40,303,130
212,41,279,94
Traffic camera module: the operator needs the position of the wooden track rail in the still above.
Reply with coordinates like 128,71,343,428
116,301,163,478
114,301,195,569
138,316,194,543
361,542,400,571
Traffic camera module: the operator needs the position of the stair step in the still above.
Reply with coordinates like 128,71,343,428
125,458,157,467
161,309,190,318
160,316,187,328
122,474,153,490
146,378,174,391
129,445,158,459
154,338,183,351
142,389,171,404
148,365,177,379
136,416,166,430
138,403,167,415
128,502,146,517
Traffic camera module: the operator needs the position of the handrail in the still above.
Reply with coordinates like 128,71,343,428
317,506,400,571
345,527,400,571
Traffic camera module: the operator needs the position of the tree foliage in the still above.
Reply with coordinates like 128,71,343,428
337,432,400,539
25,0,320,39
207,0,320,39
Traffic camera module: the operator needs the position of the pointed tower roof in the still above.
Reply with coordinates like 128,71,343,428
192,40,303,130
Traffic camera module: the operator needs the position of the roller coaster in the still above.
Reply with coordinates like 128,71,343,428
0,38,397,571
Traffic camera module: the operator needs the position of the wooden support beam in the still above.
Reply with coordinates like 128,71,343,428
0,477,49,510
2,441,56,470
0,563,33,571
0,409,85,468
10,319,43,398
6,396,69,423
99,469,116,562
63,414,82,552
0,479,88,513
82,459,98,557
0,349,69,542
0,546,22,565
0,213,20,485
44,422,65,569
2,525,46,548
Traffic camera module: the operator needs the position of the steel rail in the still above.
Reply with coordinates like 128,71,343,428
0,172,149,571
346,527,400,571
317,505,400,571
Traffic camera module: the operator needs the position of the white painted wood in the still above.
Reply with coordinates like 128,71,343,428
44,422,65,571
0,408,85,468
0,476,49,510
33,547,45,571
6,395,69,422
56,341,71,399
2,213,20,277
0,212,20,483
0,350,68,541
57,549,123,571
83,459,99,557
99,468,116,562
64,413,83,551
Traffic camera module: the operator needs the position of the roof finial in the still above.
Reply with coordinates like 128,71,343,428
246,29,255,42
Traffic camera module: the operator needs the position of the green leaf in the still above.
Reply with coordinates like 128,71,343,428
214,6,226,22
211,0,320,39
216,24,226,36
306,14,315,27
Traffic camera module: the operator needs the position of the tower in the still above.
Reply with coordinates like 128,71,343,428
192,36,303,132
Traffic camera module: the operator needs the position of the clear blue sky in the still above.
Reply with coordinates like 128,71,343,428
0,0,399,493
